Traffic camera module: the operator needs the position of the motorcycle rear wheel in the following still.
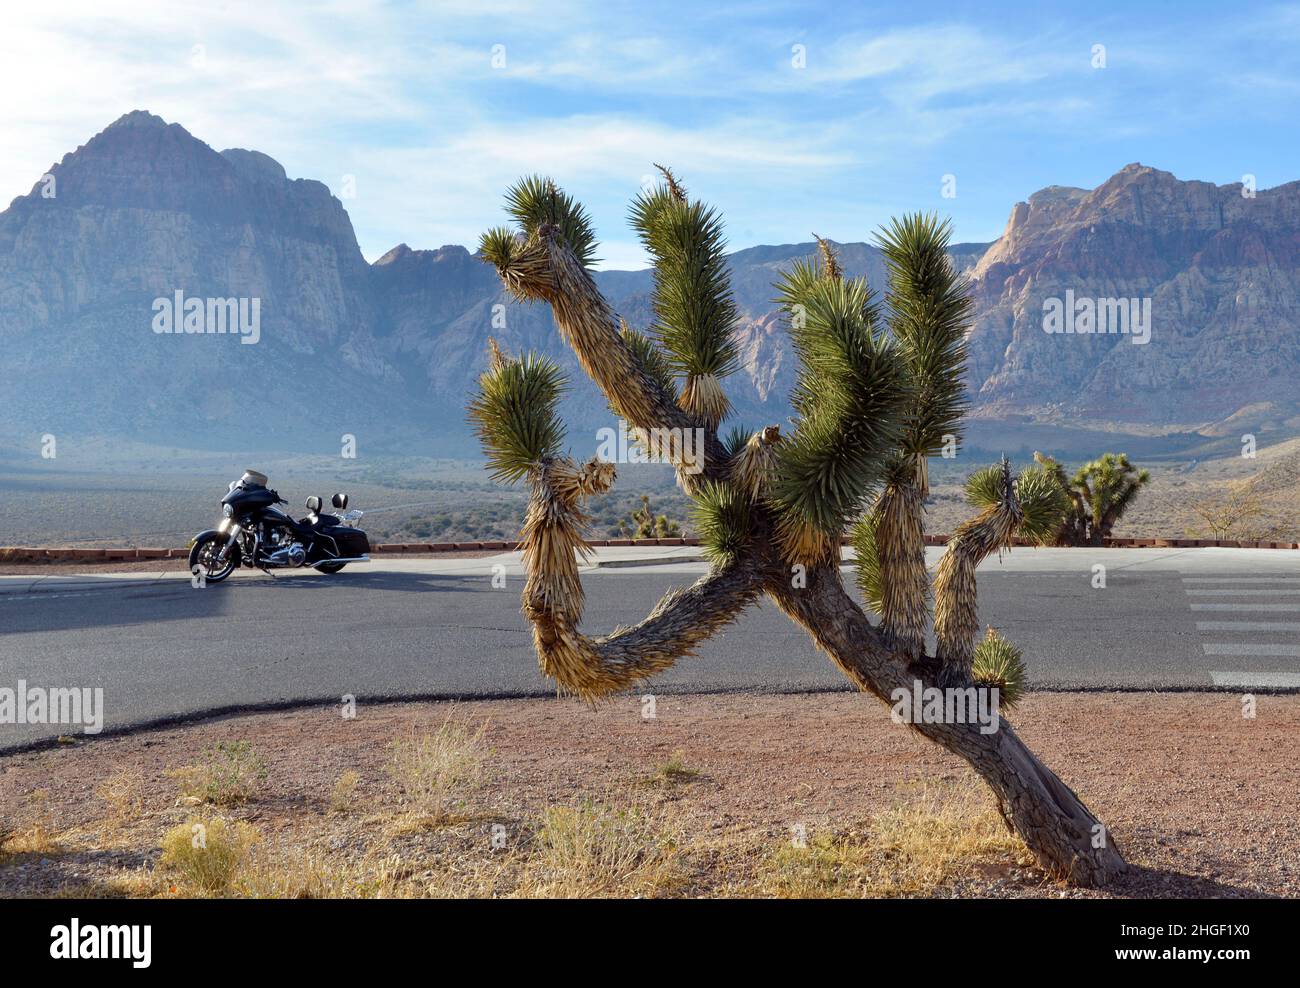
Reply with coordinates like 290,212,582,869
189,533,238,583
315,562,346,573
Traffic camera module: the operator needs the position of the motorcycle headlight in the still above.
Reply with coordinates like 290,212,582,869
223,503,234,519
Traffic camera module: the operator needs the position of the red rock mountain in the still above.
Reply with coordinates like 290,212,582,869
965,163,1300,437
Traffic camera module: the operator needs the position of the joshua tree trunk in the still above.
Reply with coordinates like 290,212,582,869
766,561,1125,886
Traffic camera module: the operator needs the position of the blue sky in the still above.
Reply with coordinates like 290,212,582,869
2,0,1297,267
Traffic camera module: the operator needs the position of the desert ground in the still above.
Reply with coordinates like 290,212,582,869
1,691,1295,899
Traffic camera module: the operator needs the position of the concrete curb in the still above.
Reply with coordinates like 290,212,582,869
592,554,709,568
2,535,1297,566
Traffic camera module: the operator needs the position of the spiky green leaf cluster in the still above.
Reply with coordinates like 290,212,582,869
478,226,523,272
690,481,752,566
489,175,599,269
767,274,909,543
721,425,752,459
876,214,972,466
962,459,1069,544
849,509,885,613
629,182,739,384
468,352,568,484
971,628,1027,709
964,462,1010,509
1015,464,1071,545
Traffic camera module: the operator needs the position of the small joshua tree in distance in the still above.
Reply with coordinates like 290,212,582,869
471,171,1126,886
618,495,682,540
1036,451,1150,546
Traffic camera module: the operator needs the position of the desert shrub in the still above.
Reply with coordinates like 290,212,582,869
166,741,267,806
644,750,700,786
159,818,259,896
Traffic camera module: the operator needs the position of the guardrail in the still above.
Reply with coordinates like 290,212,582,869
0,535,1296,564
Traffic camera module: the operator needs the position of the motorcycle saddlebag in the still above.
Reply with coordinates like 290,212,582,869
322,526,370,558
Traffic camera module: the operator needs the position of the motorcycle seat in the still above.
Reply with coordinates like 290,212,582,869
298,513,341,530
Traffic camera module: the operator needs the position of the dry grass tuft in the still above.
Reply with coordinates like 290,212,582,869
387,715,490,826
526,800,682,898
329,770,361,814
158,818,260,896
758,783,1029,898
236,847,357,899
96,766,149,821
642,750,701,787
1,789,63,860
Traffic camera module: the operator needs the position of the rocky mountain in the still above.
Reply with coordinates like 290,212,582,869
965,163,1300,436
1,112,1297,461
0,110,406,452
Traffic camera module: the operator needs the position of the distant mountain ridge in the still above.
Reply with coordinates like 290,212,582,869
1,111,1297,458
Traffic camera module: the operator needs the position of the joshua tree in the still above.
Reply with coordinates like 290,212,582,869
1037,451,1150,546
619,495,682,540
471,171,1127,886
1074,453,1150,545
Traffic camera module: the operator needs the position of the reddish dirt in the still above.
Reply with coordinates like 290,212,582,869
2,690,1296,897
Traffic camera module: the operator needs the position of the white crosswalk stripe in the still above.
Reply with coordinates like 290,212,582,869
1183,569,1300,689
1182,576,1300,583
1190,603,1300,611
1203,643,1300,656
1185,588,1300,595
1196,621,1300,631
1210,672,1300,688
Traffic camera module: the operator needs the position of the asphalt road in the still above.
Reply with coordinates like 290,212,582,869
2,548,1298,749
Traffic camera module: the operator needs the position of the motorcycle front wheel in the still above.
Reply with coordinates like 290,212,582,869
188,533,238,583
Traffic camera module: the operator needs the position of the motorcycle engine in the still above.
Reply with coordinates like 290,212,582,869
266,542,307,567
262,524,307,567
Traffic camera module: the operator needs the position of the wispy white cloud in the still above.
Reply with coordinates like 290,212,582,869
1,1,1296,267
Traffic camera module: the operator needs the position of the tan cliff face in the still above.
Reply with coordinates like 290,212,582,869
965,163,1300,433
1,113,1297,454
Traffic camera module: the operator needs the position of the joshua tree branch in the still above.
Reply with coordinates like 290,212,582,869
528,556,765,700
933,461,1022,680
871,476,930,657
517,451,763,699
502,225,729,487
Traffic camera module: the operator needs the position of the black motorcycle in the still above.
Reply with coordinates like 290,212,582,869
188,470,371,583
